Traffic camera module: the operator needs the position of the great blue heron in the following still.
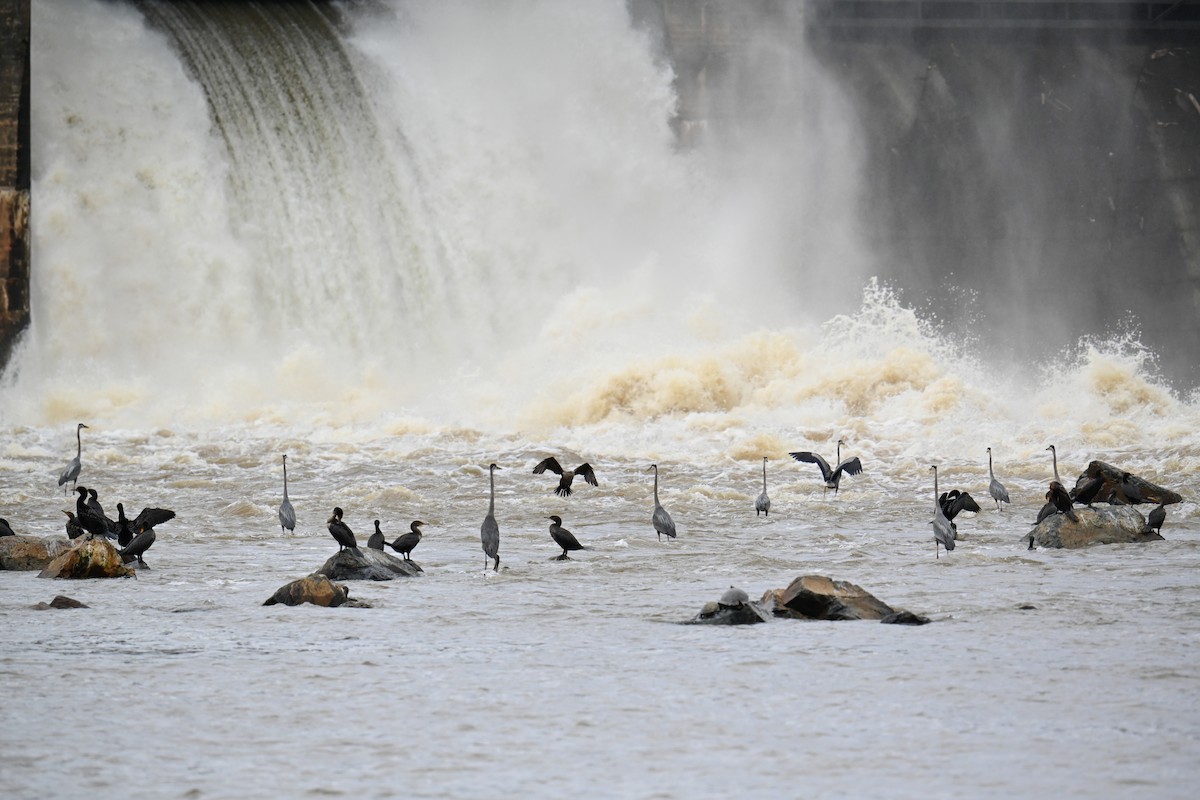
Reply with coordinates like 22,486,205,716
367,520,386,550
755,456,771,517
790,439,863,495
388,521,425,561
57,423,88,492
930,465,956,558
648,464,676,541
481,464,501,571
278,454,296,534
1046,444,1062,483
327,507,358,552
0,518,14,537
532,457,598,497
1047,481,1078,522
548,515,587,560
986,447,1010,511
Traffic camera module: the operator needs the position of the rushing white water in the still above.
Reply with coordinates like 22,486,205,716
3,2,1199,798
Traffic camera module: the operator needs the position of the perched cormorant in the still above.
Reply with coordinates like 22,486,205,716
278,454,296,534
1142,504,1166,536
0,518,14,537
1047,481,1078,522
327,507,358,552
116,503,134,548
481,464,501,571
367,520,386,551
930,466,956,558
57,423,88,493
117,505,175,561
548,515,587,560
120,528,156,568
62,510,84,540
755,456,771,517
387,521,425,562
74,487,109,539
86,488,118,538
649,464,676,541
532,457,598,497
1071,475,1105,507
789,439,863,495
986,447,1010,511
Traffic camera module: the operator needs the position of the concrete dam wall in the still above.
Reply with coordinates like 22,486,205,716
632,0,1200,385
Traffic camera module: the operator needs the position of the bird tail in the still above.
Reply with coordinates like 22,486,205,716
555,486,572,498
1065,507,1078,523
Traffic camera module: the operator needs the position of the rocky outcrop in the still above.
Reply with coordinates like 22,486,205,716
762,575,896,621
264,574,351,607
1072,461,1182,507
1029,505,1161,549
38,538,135,579
0,535,73,570
315,547,421,581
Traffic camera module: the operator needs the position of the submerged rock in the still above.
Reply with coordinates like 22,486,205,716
880,610,931,626
1029,505,1161,549
0,535,74,571
762,575,896,621
687,586,772,625
264,574,350,607
38,539,134,579
32,595,89,610
315,547,422,581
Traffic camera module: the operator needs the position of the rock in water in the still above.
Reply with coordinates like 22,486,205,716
264,574,350,607
32,595,89,610
315,547,422,581
1072,461,1181,506
763,575,896,621
38,539,134,579
1,535,74,571
1029,505,1162,549
687,586,772,625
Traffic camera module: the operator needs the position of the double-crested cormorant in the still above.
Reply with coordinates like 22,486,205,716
548,515,587,559
74,487,109,539
367,520,386,551
327,507,358,552
532,457,598,497
1072,475,1105,507
57,423,88,492
0,518,14,537
116,503,134,548
940,489,982,523
86,488,118,538
1047,481,1078,522
755,457,771,517
120,527,156,568
62,510,83,539
790,439,863,495
930,466,956,558
649,464,676,541
481,464,501,571
986,447,1010,511
278,454,296,534
388,521,425,561
117,504,176,562
1142,504,1166,536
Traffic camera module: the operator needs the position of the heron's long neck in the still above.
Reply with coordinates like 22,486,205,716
76,427,82,457
762,460,767,491
1051,449,1060,483
282,460,289,499
488,469,496,515
988,451,995,480
653,468,660,504
836,441,841,463
932,468,939,510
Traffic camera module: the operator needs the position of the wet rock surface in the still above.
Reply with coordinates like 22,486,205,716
315,547,422,581
1029,505,1161,549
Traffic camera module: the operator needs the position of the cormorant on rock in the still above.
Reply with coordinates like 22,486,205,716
387,521,424,562
327,507,358,552
1047,481,1078,522
548,515,587,560
367,520,386,551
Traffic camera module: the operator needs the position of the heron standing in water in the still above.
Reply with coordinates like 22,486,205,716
57,423,88,493
755,456,771,517
790,439,863,495
930,465,956,559
481,464,501,571
649,464,676,541
278,454,296,534
986,447,1010,511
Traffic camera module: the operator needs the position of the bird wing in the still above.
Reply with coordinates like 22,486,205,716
790,451,832,481
834,457,864,478
575,463,599,487
58,457,80,485
955,491,982,514
653,505,676,538
990,479,1010,503
133,507,176,532
532,457,564,476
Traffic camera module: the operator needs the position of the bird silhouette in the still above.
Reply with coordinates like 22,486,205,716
532,457,598,497
790,439,863,495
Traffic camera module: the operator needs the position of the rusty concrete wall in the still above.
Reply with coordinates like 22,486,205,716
0,0,31,373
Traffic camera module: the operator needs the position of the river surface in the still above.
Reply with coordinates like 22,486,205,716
5,1,1200,797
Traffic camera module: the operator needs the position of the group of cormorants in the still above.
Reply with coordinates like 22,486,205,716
65,485,175,567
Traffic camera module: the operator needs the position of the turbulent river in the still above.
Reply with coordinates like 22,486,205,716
3,1,1199,798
